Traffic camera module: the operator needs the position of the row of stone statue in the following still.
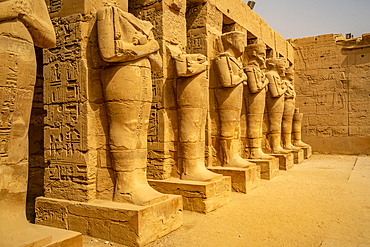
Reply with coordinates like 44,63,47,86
96,6,310,205
0,1,311,245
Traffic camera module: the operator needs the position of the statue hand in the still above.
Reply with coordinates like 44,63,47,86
187,54,207,64
11,0,33,17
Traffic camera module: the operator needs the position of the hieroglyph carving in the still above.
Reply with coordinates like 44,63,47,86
97,5,167,206
0,0,56,245
214,31,256,168
42,15,89,200
243,44,274,159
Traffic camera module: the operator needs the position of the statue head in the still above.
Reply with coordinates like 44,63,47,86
103,0,128,11
221,31,246,58
245,43,266,68
266,58,287,76
285,66,294,80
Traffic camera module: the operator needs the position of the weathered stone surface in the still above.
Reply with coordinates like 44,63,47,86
271,153,294,171
148,177,231,213
301,145,312,159
0,1,82,246
291,33,370,155
249,158,280,180
208,166,260,193
292,149,305,164
35,195,182,247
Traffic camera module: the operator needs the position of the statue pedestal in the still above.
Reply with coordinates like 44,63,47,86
301,145,312,159
208,166,260,193
291,149,305,164
271,153,294,170
148,177,231,214
2,223,82,247
35,196,182,247
249,158,280,180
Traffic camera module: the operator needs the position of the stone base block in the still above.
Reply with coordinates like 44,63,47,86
271,153,294,170
208,166,260,193
35,195,182,247
1,223,82,247
148,177,231,214
249,158,280,180
301,145,312,159
291,149,305,164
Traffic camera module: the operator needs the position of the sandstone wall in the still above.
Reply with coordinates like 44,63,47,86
291,33,370,155
28,0,295,215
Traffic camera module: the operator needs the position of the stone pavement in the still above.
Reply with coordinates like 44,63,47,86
84,155,370,247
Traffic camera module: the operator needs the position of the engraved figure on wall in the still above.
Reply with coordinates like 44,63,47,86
265,58,291,154
0,0,56,245
214,31,256,168
243,43,274,160
97,5,167,205
168,45,222,182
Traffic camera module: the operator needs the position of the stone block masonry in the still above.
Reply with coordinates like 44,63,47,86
291,33,370,155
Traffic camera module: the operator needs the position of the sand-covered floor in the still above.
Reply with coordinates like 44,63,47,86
84,154,370,247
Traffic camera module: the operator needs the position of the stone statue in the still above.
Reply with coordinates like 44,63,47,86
265,58,290,154
0,0,56,245
292,108,310,148
243,44,274,159
214,31,255,168
97,5,167,206
282,66,301,151
171,47,222,182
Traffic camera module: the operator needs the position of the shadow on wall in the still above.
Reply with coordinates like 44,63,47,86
27,47,47,223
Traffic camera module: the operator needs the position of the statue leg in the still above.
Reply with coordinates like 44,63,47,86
292,108,310,147
177,74,221,182
216,85,255,168
266,94,290,154
244,87,274,159
282,98,300,150
101,65,167,206
0,37,52,245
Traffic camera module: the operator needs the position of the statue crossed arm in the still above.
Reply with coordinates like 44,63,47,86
0,0,55,48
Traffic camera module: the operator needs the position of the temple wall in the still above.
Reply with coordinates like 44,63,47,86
291,33,370,155
28,0,295,214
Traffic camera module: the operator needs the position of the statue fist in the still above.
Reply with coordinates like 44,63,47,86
11,0,33,16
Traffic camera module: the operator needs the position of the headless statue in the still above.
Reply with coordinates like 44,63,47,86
214,31,255,168
243,44,274,160
169,45,222,182
97,5,167,206
0,0,56,245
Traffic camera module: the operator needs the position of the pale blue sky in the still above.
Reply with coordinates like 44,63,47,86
248,0,370,39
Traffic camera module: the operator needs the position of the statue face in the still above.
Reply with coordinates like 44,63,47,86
286,72,294,80
254,47,266,66
232,34,245,57
277,63,286,76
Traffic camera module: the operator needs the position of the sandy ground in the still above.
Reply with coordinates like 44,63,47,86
83,154,370,247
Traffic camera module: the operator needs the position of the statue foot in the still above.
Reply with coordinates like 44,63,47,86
271,147,291,155
181,164,222,182
293,140,310,148
284,143,301,151
114,183,168,206
223,155,256,168
249,148,275,160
